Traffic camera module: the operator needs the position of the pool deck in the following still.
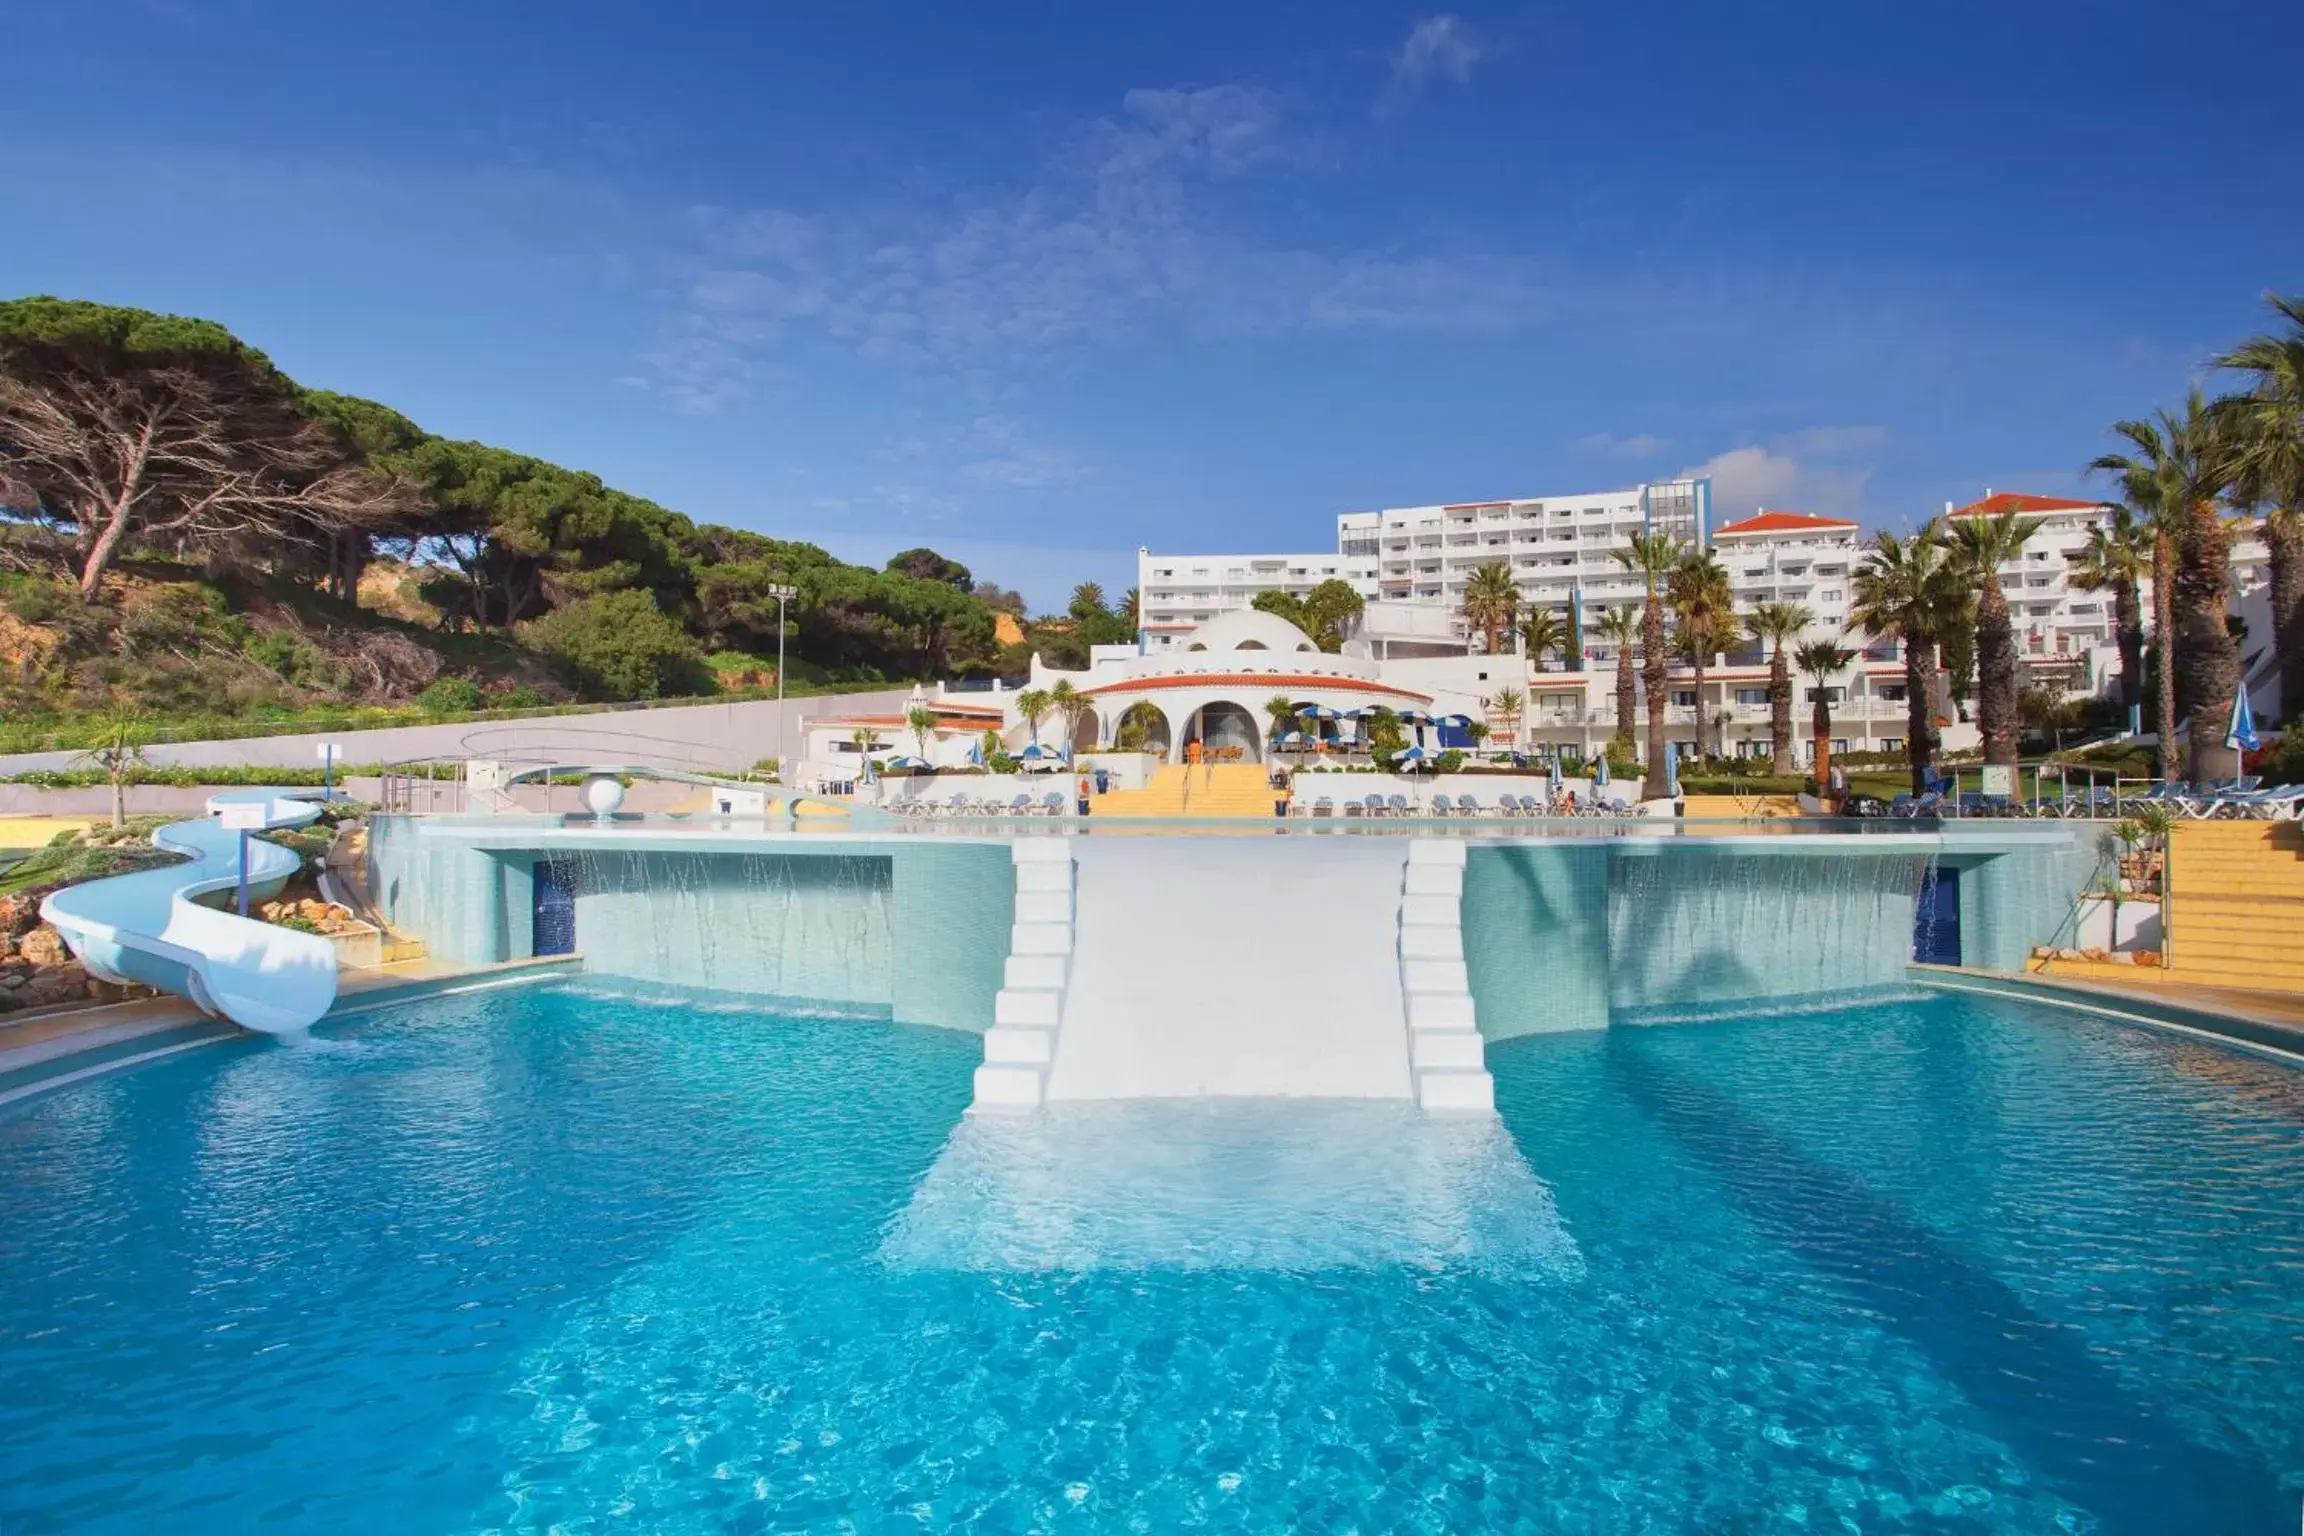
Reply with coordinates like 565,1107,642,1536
1913,965,2304,1064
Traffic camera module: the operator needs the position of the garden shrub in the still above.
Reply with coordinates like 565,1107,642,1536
518,591,705,701
416,676,485,714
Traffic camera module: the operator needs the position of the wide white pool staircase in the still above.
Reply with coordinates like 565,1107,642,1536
906,838,1560,1274
972,837,1494,1113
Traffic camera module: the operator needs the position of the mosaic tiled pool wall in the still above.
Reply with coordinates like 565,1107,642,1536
365,821,1014,1032
1463,832,2100,1038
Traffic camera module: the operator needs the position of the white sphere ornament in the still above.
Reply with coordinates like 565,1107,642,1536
581,773,627,817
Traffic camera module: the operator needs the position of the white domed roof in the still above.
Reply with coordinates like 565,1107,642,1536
1181,609,1320,654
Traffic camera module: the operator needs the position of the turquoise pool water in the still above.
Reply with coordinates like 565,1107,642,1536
1,983,2299,1532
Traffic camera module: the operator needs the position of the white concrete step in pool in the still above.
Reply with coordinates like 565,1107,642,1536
971,839,1076,1109
886,1098,1582,1275
1038,838,1416,1101
1399,840,1493,1112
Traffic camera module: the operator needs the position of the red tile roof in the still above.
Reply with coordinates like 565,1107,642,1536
1950,492,2104,518
812,711,997,732
1081,673,1433,702
1714,510,1858,535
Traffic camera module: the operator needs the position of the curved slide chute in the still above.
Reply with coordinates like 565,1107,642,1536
40,789,341,1035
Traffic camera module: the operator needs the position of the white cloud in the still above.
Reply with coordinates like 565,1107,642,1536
954,414,1093,491
644,81,1548,407
1680,425,1886,518
1380,15,1486,117
1577,431,1669,460
1770,424,1888,460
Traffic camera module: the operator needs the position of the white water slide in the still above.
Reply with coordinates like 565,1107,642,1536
41,789,339,1035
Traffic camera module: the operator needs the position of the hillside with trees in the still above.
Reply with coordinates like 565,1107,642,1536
0,296,1130,748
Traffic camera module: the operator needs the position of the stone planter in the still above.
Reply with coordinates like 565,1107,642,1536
318,921,384,971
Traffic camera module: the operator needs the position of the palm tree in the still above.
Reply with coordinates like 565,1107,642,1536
1120,586,1143,630
1458,560,1522,656
2090,442,2181,776
1046,678,1086,754
1746,602,1813,775
1263,693,1299,758
2093,392,2241,780
1795,641,1855,793
1849,522,1961,795
1595,604,1641,754
1518,607,1568,672
1116,700,1163,754
1675,612,1740,762
1486,686,1525,753
1667,551,1735,757
904,705,937,761
2215,292,2304,725
1015,687,1051,746
1068,582,1109,622
1613,531,1684,799
2072,506,2151,723
1946,510,2045,768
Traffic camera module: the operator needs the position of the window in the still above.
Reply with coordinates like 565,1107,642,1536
1735,688,1767,705
1878,684,1907,702
1671,690,1696,707
1881,737,1903,753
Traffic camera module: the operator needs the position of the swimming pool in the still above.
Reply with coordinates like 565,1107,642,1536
1,982,2297,1532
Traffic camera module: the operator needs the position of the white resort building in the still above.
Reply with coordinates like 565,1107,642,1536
1117,481,2284,765
800,483,2281,787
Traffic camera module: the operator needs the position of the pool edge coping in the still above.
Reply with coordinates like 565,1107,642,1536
1909,965,2304,1068
0,955,585,1109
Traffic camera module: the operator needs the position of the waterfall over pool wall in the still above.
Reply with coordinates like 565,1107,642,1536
1462,835,2100,1035
562,850,895,1012
1603,850,1932,1020
366,820,1013,1031
1465,845,1937,1034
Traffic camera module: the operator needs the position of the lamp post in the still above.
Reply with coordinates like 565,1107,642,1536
768,583,797,783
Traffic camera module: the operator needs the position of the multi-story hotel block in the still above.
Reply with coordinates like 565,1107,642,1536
1134,481,2280,764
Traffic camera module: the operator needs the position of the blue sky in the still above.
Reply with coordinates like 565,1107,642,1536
6,1,2299,608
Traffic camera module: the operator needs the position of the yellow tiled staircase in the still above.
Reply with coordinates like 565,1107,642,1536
1093,763,1279,818
2161,822,2304,992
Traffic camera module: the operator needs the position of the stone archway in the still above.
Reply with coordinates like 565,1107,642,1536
1110,699,1172,759
1181,700,1262,764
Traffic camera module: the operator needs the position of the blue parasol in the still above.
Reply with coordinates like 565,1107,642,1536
2226,686,2260,754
